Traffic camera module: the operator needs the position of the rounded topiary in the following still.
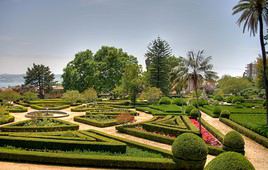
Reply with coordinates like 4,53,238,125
172,98,186,106
205,152,255,170
172,133,208,170
190,108,200,119
213,106,221,115
223,131,245,154
159,97,171,105
220,110,230,118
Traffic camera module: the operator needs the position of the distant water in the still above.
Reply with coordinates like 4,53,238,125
0,74,62,88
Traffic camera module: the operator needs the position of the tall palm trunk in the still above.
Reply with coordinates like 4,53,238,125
259,14,268,126
193,73,202,136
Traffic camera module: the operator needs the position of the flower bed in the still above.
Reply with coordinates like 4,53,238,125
190,119,221,147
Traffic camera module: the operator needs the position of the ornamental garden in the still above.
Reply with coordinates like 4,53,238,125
0,94,266,169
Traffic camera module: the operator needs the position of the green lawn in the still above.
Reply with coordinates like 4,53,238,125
230,114,268,137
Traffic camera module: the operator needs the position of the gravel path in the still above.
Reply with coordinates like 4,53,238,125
2,106,267,169
201,111,268,170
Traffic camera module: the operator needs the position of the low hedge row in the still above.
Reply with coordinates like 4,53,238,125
86,111,137,116
136,107,180,115
220,118,268,148
200,107,218,118
7,106,28,113
149,105,182,113
0,119,79,132
201,118,224,142
116,126,223,156
30,104,70,110
0,148,176,169
74,116,119,127
29,99,70,104
0,115,14,125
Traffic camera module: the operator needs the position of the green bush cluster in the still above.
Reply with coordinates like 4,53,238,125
190,99,208,107
220,110,230,118
205,152,255,170
159,97,172,105
232,96,245,104
172,98,186,106
213,95,223,101
213,106,221,115
223,131,245,154
190,109,200,119
172,133,208,170
185,105,195,115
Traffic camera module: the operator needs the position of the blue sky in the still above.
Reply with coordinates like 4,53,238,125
0,0,266,76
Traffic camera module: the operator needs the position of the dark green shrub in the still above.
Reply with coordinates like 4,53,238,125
232,96,244,104
172,98,186,106
213,106,221,115
190,109,200,119
223,131,245,154
225,96,234,103
205,152,255,170
159,97,172,105
220,110,230,119
185,105,195,115
172,133,208,170
190,99,208,107
213,95,223,101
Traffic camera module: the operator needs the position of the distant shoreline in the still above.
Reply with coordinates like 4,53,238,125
0,74,62,88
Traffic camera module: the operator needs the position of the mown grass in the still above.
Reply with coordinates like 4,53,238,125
230,114,268,137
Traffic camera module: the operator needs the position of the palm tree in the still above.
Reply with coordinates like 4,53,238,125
233,0,268,125
172,50,217,135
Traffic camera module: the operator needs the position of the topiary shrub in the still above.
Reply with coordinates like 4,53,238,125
172,133,208,170
223,131,245,154
220,110,230,119
213,106,221,115
205,152,255,170
185,105,195,115
232,96,245,104
213,95,223,101
159,97,172,105
190,109,200,119
172,98,186,106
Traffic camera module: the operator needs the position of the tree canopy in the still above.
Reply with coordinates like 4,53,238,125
62,46,138,93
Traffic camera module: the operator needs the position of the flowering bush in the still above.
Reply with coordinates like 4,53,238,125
190,119,221,147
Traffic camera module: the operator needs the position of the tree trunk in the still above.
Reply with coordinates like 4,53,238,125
193,74,202,137
259,15,268,126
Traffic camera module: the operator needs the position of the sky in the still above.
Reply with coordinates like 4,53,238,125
0,0,266,77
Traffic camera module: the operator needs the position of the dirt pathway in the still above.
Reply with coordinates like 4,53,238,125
201,112,268,170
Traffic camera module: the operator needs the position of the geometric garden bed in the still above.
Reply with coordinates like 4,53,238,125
0,130,177,169
0,118,79,132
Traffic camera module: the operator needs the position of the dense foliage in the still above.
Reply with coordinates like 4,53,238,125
223,131,245,154
62,47,137,93
24,63,55,98
145,37,171,95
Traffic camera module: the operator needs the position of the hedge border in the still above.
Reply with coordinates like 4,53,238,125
74,116,119,127
220,118,268,148
0,115,15,125
30,104,70,110
0,118,79,132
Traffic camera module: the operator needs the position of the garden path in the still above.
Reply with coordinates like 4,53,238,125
201,111,268,170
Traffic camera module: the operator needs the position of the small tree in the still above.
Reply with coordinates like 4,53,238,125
140,87,162,103
24,63,55,99
62,90,81,104
82,88,97,103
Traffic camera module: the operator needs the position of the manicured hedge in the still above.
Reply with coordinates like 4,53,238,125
0,119,79,132
0,115,14,125
74,116,119,127
0,148,176,169
149,104,182,113
30,104,70,110
220,118,268,148
200,107,218,118
7,106,28,113
136,107,181,115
